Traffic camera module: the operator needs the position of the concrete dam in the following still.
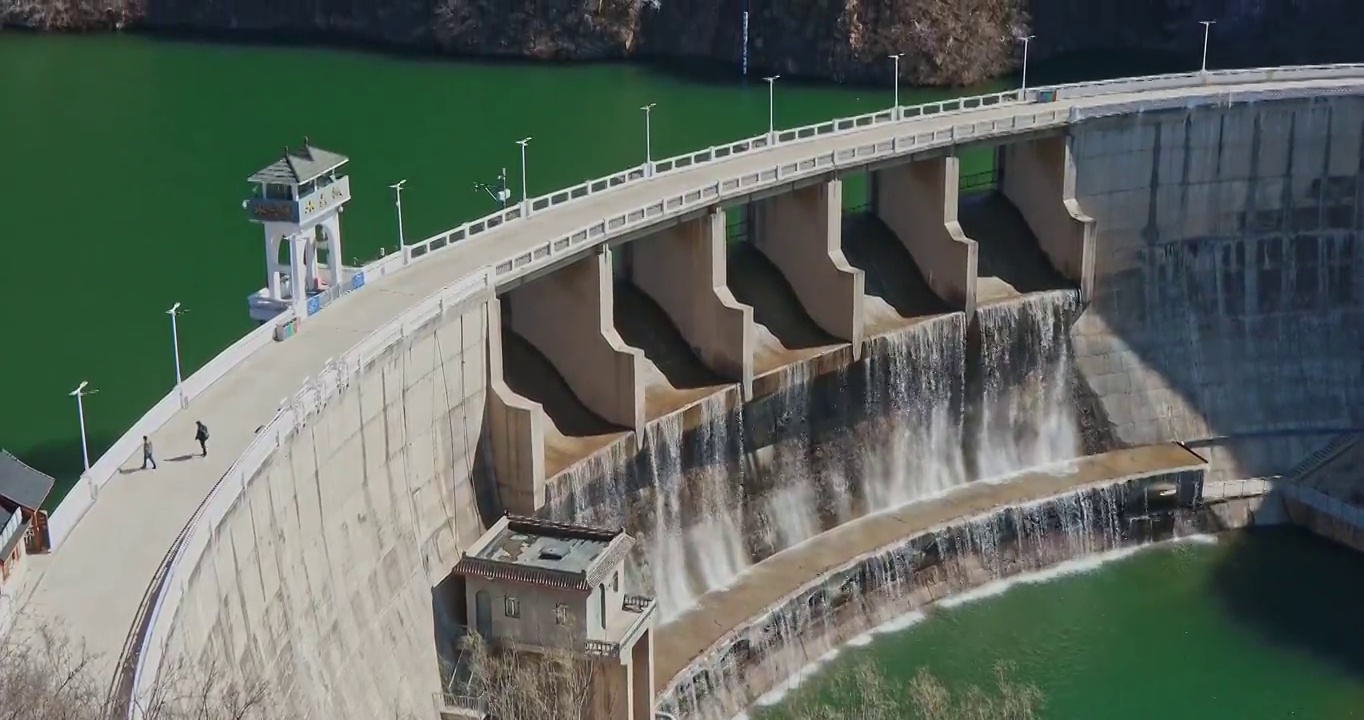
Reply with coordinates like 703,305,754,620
38,69,1364,720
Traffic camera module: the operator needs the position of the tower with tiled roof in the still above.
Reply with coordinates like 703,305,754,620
243,138,352,322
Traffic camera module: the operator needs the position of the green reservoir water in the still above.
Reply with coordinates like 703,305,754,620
0,34,1013,505
759,529,1364,720
3,31,1361,720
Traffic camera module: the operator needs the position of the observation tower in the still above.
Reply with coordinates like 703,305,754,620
243,139,352,323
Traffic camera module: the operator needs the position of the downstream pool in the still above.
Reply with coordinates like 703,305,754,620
757,528,1364,719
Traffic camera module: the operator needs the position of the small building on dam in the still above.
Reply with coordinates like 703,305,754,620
90,69,1364,720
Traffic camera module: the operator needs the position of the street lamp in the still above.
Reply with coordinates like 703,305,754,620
1018,35,1036,97
516,137,532,216
167,303,186,408
888,53,904,119
69,381,98,474
1198,20,1216,73
640,103,657,176
389,179,408,263
763,75,780,143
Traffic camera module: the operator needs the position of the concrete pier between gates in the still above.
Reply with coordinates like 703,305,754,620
752,179,865,359
1002,136,1098,300
486,296,547,515
632,209,756,400
873,157,979,318
507,253,646,436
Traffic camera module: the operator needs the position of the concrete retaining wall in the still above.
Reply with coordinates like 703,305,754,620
632,209,756,398
159,300,491,720
1070,95,1364,482
873,156,979,316
753,179,865,357
657,468,1280,720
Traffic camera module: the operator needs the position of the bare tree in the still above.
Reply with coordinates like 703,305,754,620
131,650,273,720
1,611,276,720
0,621,102,720
785,660,1043,720
456,624,623,720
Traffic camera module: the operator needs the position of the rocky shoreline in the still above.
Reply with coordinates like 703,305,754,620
4,0,1363,86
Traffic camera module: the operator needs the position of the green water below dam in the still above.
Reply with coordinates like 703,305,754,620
759,529,1364,720
3,34,1360,719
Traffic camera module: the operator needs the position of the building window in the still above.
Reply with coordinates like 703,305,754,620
504,596,520,619
555,604,570,626
612,572,619,592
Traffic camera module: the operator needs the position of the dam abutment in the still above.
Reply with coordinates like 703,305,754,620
872,156,980,318
485,294,548,515
506,252,647,436
751,179,866,357
1001,134,1098,300
630,208,757,400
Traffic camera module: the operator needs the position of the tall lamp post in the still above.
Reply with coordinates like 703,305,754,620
516,137,532,216
888,53,904,120
1019,34,1036,97
640,103,657,176
69,381,97,474
1199,20,1216,73
167,303,187,408
763,75,780,144
389,179,408,263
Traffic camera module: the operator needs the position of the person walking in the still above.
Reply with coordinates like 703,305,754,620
194,421,209,457
141,435,157,470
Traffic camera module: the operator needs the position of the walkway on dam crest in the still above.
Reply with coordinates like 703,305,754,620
18,72,1364,684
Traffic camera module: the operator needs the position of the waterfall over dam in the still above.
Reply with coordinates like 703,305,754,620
543,289,1093,621
111,83,1364,720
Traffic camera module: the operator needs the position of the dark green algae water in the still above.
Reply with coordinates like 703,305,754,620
757,528,1364,720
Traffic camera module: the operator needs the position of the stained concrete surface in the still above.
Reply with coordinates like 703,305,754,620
160,302,490,720
959,191,1076,302
500,329,625,478
840,212,952,338
1070,96,1364,483
726,243,841,376
613,281,729,419
654,443,1205,692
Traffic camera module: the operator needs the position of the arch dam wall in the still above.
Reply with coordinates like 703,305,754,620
157,295,491,719
1068,94,1364,480
139,86,1364,720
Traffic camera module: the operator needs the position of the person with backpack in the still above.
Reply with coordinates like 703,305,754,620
194,421,210,457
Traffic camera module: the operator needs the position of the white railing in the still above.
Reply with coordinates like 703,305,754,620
388,63,1364,281
62,61,1359,715
123,268,492,720
45,313,292,549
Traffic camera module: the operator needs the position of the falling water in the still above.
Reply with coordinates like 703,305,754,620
545,440,633,528
861,314,968,510
646,411,692,620
649,395,754,621
686,397,752,596
973,290,1082,479
756,362,823,552
660,480,1159,720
